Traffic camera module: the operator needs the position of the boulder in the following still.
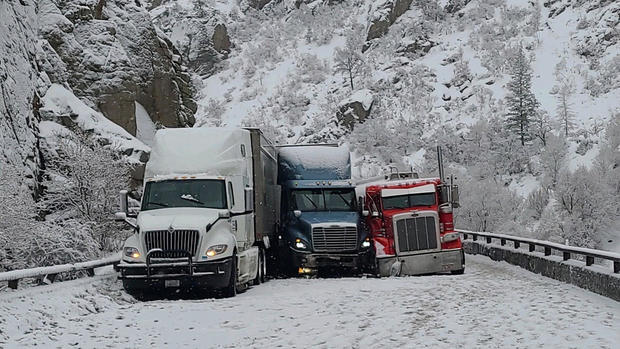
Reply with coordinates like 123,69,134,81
37,0,197,136
337,89,374,130
396,36,436,58
366,0,414,45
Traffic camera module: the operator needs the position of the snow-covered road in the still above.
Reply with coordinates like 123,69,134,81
1,255,618,348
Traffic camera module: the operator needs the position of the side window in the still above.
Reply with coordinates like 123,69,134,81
228,182,235,208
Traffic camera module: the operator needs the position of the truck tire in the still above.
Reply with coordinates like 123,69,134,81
260,249,267,283
253,249,263,285
223,254,238,298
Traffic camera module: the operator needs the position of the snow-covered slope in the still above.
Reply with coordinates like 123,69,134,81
145,0,618,250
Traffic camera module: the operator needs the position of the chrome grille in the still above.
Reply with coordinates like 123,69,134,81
395,216,438,252
312,226,357,252
144,230,200,257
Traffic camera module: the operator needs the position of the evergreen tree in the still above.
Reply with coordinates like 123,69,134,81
505,48,539,146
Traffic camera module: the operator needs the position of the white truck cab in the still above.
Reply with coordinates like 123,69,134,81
115,128,279,297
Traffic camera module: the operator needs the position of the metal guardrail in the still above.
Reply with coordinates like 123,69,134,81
458,229,620,274
0,254,121,290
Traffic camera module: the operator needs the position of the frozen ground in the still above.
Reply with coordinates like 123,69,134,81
0,255,618,348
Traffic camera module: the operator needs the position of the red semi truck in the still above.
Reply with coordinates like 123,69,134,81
359,147,465,276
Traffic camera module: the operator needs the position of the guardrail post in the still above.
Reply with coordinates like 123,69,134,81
8,279,18,290
486,237,492,244
614,261,619,274
529,244,535,252
544,247,551,256
500,239,506,246
463,233,468,240
473,235,478,241
514,241,520,249
86,268,95,277
585,256,594,266
563,252,570,261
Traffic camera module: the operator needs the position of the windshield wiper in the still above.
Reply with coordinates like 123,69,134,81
147,201,169,208
335,192,354,210
180,194,204,205
302,194,319,209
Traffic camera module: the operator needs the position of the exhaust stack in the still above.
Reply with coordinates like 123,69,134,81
437,146,445,183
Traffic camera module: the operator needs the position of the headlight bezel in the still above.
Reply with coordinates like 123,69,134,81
124,247,141,259
293,238,309,250
206,244,228,257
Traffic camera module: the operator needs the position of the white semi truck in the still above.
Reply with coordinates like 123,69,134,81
115,127,279,297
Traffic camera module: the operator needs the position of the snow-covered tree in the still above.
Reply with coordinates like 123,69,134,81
39,131,131,251
539,134,568,187
531,110,553,146
552,70,576,137
333,31,366,90
505,47,539,146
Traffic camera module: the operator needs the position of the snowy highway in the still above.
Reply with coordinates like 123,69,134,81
1,255,618,348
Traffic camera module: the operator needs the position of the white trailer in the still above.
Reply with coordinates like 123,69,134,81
115,127,279,297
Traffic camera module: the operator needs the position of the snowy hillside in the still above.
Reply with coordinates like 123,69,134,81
143,0,619,251
0,0,618,273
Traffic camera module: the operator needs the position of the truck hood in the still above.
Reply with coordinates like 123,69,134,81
137,208,219,232
298,211,360,226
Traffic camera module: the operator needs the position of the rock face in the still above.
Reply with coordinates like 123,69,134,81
152,4,231,77
248,0,275,10
37,0,197,136
366,0,414,43
337,89,374,130
0,0,42,194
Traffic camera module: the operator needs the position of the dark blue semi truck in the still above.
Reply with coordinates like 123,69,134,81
277,144,374,275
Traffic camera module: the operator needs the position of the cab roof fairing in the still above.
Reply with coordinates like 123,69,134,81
281,179,355,189
361,177,442,195
144,128,252,180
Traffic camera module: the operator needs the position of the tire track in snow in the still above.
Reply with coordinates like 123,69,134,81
0,255,618,348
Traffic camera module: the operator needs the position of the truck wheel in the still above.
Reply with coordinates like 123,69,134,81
260,249,267,283
223,254,238,298
253,249,263,285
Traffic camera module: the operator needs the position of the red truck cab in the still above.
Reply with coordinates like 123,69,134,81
362,171,465,276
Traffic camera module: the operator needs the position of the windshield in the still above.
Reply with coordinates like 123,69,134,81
142,179,227,211
382,192,436,210
290,188,356,212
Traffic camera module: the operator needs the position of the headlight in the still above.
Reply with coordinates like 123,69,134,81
206,244,228,257
362,238,371,248
124,247,140,259
294,238,308,250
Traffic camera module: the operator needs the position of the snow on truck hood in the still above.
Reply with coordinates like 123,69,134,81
137,208,219,232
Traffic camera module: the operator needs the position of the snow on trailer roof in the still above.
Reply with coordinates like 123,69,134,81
144,128,250,179
278,144,351,181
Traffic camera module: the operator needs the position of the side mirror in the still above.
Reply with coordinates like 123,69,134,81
362,210,369,217
371,211,380,218
218,210,231,219
293,210,302,218
119,190,129,214
244,187,254,212
114,212,127,222
451,185,460,208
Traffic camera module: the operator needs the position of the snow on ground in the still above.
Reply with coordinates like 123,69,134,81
1,255,618,348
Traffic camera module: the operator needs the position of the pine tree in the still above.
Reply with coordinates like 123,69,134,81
505,48,539,146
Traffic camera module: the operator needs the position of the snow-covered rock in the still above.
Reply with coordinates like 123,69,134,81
337,89,374,129
0,0,42,193
37,0,197,136
365,0,414,44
